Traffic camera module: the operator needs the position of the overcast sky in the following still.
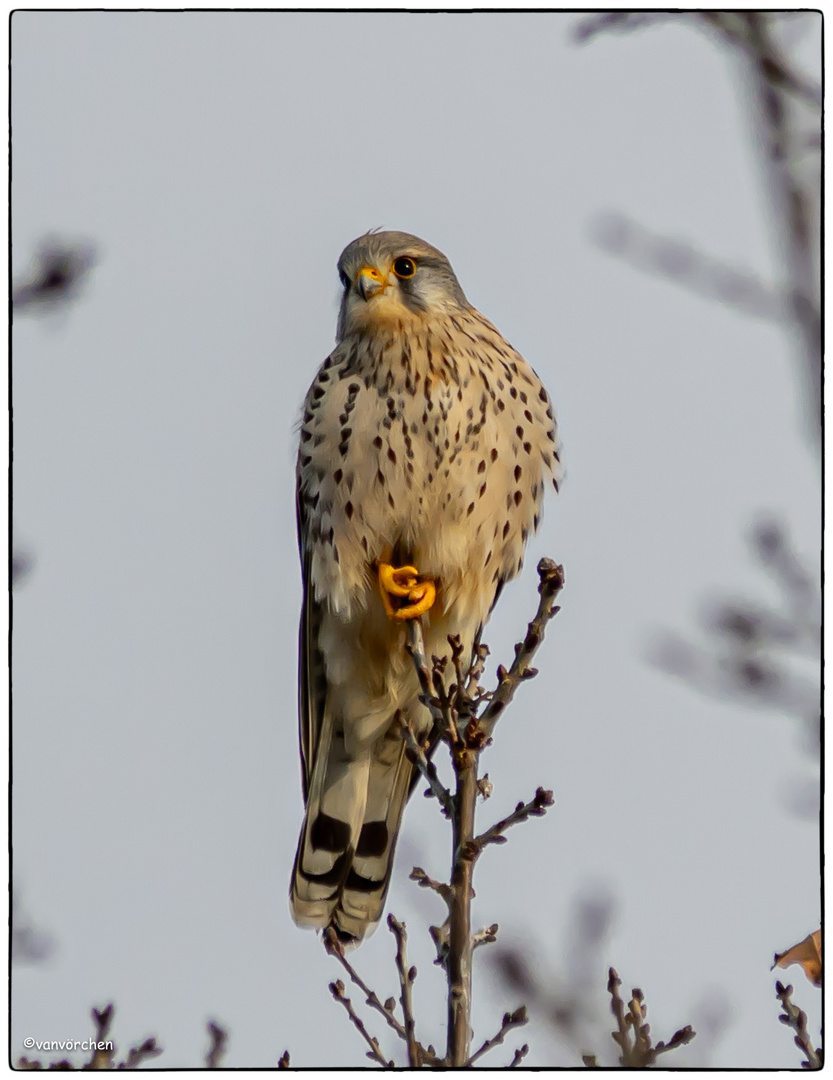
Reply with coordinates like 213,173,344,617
11,10,821,1069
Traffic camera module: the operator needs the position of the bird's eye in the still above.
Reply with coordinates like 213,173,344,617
338,269,350,289
393,257,416,279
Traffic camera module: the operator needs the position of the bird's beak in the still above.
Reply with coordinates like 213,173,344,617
355,265,387,301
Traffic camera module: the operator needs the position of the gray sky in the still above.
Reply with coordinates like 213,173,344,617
11,11,821,1068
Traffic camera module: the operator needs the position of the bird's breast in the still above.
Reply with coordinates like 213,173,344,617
299,321,557,618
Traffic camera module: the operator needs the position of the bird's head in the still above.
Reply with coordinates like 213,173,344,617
336,230,468,339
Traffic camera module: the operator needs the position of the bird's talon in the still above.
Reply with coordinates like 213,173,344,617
377,563,436,620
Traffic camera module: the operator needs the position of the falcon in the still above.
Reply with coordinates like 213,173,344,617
291,231,560,944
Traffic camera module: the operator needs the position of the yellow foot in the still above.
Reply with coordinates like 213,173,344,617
377,562,437,621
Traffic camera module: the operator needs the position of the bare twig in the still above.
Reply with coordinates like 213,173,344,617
607,968,695,1067
472,922,499,950
205,1021,228,1068
473,787,555,854
324,928,410,1045
509,1043,530,1067
467,1006,528,1066
88,1006,116,1070
388,915,420,1066
397,713,454,817
775,981,822,1068
409,865,453,908
328,980,393,1067
478,559,565,741
119,1037,163,1069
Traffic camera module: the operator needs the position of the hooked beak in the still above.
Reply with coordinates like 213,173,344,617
355,265,387,301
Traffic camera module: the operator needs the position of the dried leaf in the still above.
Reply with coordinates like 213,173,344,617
773,929,821,987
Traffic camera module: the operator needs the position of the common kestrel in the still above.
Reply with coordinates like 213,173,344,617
291,231,560,944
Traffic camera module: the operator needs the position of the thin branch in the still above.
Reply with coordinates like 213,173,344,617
573,12,675,43
328,981,393,1068
736,12,821,445
696,12,822,107
591,212,786,322
397,713,454,817
406,620,463,748
509,1043,531,1067
653,1025,698,1059
204,1021,228,1069
472,922,499,950
775,981,822,1068
324,928,410,1045
473,787,555,854
87,1006,116,1070
606,968,695,1066
13,241,96,313
119,1038,163,1069
478,559,565,741
409,865,453,909
388,915,420,1066
467,1006,528,1066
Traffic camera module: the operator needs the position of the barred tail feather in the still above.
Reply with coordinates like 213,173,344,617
290,713,414,945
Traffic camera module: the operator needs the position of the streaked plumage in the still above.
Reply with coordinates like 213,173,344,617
291,231,560,944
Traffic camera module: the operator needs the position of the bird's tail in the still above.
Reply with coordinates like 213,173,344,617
290,716,414,945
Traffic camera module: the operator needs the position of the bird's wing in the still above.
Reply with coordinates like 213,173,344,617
296,483,327,803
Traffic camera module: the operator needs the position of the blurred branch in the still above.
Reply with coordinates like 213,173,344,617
695,13,821,109
12,241,96,314
590,213,785,322
15,1004,162,1070
651,519,820,763
775,981,822,1069
736,13,821,445
573,13,676,44
12,549,34,589
205,1020,228,1068
11,891,54,964
581,12,821,448
575,11,821,108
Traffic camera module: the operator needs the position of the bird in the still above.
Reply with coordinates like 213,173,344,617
291,230,560,945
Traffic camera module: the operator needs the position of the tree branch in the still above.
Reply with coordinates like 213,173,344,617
466,1006,528,1066
473,787,555,855
478,559,565,741
328,981,393,1067
775,981,822,1068
387,915,421,1066
324,928,410,1045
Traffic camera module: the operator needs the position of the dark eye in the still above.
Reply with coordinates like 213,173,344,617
393,256,416,279
338,269,350,289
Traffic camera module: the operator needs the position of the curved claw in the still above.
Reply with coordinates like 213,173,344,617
378,563,420,597
391,579,436,621
377,562,437,621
